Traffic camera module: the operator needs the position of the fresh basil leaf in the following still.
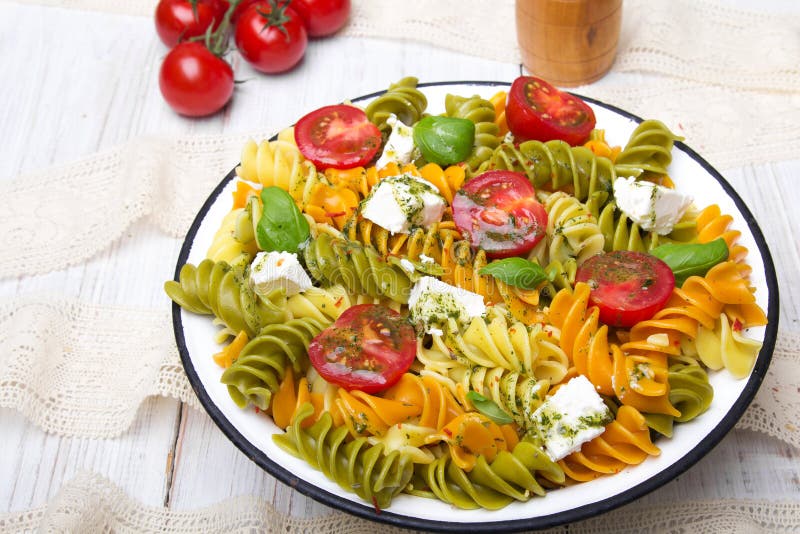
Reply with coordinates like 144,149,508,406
479,257,549,290
256,186,310,253
651,238,728,286
412,116,475,166
466,391,514,425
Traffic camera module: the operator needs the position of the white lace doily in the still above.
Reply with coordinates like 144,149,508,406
0,472,798,533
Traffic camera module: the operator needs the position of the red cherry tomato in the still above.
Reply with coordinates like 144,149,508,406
506,75,596,145
225,0,259,23
294,104,382,170
291,0,351,37
158,42,234,117
576,250,675,328
452,170,547,259
234,1,308,74
154,0,228,48
308,304,417,394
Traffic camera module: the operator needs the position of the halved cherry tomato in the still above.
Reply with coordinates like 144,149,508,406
506,75,596,145
452,170,547,259
308,304,416,393
576,250,675,328
294,104,382,170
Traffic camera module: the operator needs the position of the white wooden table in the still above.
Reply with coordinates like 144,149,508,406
1,2,798,531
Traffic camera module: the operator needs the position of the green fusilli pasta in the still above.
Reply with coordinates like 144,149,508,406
488,140,616,204
164,257,286,339
614,120,684,178
220,318,328,410
274,403,416,509
303,233,414,304
596,201,697,253
644,360,714,437
408,441,564,510
365,76,428,133
444,94,501,175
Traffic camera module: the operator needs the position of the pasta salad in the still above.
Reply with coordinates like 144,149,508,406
165,76,768,511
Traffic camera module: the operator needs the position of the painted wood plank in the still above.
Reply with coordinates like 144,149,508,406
0,397,180,512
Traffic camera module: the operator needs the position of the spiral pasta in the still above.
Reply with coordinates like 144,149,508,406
164,258,287,339
274,403,417,510
487,140,617,204
559,405,661,482
595,200,697,253
220,317,328,411
695,312,763,379
535,192,605,266
303,232,415,304
696,204,748,262
206,207,258,262
365,76,428,133
549,283,680,416
437,365,550,430
441,309,569,382
236,127,323,208
444,93,501,175
614,120,683,178
409,440,564,510
166,83,770,513
644,360,713,437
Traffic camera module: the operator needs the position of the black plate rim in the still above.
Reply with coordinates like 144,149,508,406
171,80,779,533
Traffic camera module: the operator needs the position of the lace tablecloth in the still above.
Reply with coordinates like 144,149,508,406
0,0,798,532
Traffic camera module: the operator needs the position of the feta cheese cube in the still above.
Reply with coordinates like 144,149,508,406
408,276,486,333
361,174,446,234
531,375,613,461
613,177,693,235
376,114,416,169
249,251,312,297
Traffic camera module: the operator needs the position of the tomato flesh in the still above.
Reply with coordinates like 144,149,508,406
576,251,675,328
294,105,382,170
308,304,416,393
452,170,547,258
506,75,596,145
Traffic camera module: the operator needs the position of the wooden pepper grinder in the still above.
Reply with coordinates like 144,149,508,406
516,0,622,86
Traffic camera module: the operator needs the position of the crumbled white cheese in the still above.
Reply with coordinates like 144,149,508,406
408,276,486,333
532,375,612,461
376,114,416,169
361,174,446,234
399,258,416,274
613,177,693,235
419,254,434,264
249,251,312,297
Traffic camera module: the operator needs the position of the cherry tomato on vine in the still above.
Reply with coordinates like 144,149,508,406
452,170,547,259
576,250,675,328
225,0,259,23
294,104,382,169
506,75,596,145
234,0,308,74
308,304,417,393
291,0,351,37
154,0,228,48
159,41,234,117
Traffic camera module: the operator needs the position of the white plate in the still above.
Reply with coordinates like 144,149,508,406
171,81,779,532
